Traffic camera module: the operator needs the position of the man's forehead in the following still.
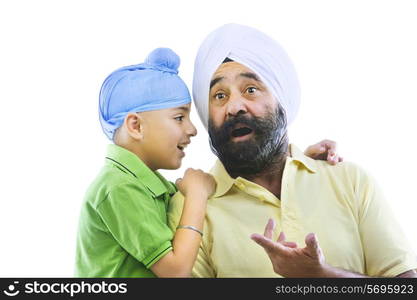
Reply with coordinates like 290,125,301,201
210,61,262,89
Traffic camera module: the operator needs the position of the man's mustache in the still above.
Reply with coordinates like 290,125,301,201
215,115,262,141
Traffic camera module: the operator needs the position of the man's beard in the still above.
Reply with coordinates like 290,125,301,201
208,106,289,179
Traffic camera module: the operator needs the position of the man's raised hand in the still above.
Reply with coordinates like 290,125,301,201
251,218,327,278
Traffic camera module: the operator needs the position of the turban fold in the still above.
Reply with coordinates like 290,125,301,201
192,23,300,129
99,48,191,140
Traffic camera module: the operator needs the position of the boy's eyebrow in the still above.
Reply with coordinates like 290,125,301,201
210,76,224,90
175,106,190,112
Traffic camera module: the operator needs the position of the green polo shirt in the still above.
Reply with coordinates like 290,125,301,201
75,144,176,277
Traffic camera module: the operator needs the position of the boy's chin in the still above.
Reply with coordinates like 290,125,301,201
162,160,182,170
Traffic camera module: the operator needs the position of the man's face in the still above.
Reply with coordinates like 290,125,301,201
209,61,277,135
208,61,288,178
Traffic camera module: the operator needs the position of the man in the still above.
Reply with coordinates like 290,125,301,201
168,24,417,277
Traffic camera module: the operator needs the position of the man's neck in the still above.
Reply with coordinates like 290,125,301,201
241,151,289,199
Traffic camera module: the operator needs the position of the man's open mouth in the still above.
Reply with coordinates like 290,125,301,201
231,125,253,138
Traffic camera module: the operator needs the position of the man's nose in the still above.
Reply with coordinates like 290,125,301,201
226,93,247,117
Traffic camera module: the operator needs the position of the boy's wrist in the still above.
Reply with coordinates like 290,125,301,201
183,189,211,199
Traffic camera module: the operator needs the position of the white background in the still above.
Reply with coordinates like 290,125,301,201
0,0,416,277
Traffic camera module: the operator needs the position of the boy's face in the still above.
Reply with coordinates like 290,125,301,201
139,103,197,170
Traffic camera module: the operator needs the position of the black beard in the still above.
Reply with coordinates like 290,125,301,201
208,106,289,179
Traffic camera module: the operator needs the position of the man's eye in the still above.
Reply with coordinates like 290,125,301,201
215,93,226,100
246,86,257,94
175,116,184,121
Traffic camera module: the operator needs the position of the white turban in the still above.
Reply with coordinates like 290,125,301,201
192,23,300,129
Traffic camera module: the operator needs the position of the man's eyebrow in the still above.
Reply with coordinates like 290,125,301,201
210,76,224,89
239,72,261,82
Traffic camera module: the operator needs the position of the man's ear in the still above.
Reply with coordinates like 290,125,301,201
124,112,144,141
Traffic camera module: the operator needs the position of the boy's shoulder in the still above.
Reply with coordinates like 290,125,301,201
84,163,150,210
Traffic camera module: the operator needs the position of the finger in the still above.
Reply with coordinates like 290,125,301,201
327,152,337,165
251,234,284,254
327,151,343,165
304,144,325,157
325,140,337,156
323,139,337,152
305,233,321,258
175,178,182,185
263,218,275,239
283,241,298,248
277,231,286,243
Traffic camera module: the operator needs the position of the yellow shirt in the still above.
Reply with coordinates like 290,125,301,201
168,144,417,277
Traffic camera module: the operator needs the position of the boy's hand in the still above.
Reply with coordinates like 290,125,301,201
176,168,217,198
304,139,343,165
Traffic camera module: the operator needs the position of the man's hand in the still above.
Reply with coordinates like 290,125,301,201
250,219,327,278
252,219,417,278
304,139,343,165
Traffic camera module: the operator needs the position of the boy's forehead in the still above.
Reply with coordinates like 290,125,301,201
168,103,191,112
139,103,191,117
210,61,262,89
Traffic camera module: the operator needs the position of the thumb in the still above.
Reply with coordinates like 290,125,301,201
305,144,324,157
175,178,182,186
251,233,282,254
305,233,321,258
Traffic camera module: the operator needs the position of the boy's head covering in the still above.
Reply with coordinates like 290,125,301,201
99,47,191,140
192,23,300,129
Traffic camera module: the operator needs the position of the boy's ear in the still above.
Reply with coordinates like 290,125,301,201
124,112,144,141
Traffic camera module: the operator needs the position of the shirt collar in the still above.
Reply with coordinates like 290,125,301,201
210,159,235,198
210,143,317,198
105,144,176,197
288,144,317,173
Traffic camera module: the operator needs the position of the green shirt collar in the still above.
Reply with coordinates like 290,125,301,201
105,144,176,197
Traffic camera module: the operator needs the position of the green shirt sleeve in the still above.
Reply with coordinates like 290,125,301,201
97,183,173,268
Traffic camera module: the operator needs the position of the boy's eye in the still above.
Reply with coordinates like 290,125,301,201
246,86,258,94
174,116,184,122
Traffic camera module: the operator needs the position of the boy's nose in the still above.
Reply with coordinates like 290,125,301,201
187,121,197,137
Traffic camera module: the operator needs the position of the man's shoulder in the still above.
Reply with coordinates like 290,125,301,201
311,159,376,194
313,158,369,177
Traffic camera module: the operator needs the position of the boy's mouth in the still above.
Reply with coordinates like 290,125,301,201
177,141,190,151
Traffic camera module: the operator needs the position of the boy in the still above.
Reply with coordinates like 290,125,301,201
75,48,216,277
